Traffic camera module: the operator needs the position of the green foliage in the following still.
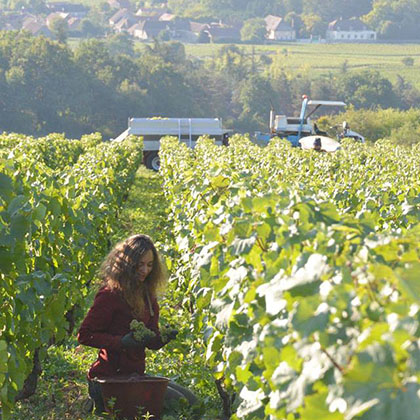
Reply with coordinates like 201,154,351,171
402,56,415,67
234,75,273,131
336,70,399,109
168,0,375,23
1,31,420,140
143,40,187,65
11,341,98,420
79,18,105,38
49,17,69,44
301,13,326,37
240,18,267,42
160,134,420,419
363,0,420,40
1,32,420,142
105,33,135,57
0,33,198,138
7,149,222,419
0,134,143,417
208,44,251,83
319,107,420,144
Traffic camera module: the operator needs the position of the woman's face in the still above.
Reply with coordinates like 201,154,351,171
138,249,154,282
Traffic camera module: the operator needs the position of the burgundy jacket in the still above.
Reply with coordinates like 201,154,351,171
77,286,165,379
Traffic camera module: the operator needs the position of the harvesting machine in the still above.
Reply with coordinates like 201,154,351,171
255,95,365,152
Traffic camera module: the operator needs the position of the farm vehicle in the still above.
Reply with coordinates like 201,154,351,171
113,117,231,170
113,97,365,169
255,95,365,152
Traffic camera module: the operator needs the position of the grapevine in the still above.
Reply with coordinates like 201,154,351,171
159,134,420,420
0,133,143,418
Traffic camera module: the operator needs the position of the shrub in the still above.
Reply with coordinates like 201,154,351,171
402,56,415,66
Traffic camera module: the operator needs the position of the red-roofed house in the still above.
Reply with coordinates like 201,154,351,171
159,13,175,22
46,12,70,28
22,18,53,37
109,9,134,26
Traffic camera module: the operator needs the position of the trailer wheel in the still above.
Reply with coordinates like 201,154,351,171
145,152,160,171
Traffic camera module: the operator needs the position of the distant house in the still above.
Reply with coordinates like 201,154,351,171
1,12,30,30
326,17,376,41
204,24,241,43
46,12,70,28
108,0,132,9
109,8,134,26
133,20,168,40
189,22,211,43
45,3,88,18
135,7,168,18
127,23,142,37
171,29,197,43
159,13,175,22
67,17,81,32
114,17,138,33
265,15,296,41
166,18,196,42
22,18,53,37
190,21,209,35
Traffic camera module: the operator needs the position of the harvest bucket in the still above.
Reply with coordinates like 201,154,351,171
96,374,169,419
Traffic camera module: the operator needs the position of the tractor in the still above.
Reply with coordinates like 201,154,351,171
255,95,365,152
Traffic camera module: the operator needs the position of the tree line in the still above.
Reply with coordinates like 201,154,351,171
0,31,419,143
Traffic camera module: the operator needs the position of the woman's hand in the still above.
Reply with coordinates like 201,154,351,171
166,328,179,341
121,332,143,349
121,331,157,349
161,326,179,344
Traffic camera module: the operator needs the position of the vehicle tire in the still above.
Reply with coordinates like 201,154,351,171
145,152,160,171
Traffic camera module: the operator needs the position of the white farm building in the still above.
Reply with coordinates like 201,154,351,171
326,17,376,42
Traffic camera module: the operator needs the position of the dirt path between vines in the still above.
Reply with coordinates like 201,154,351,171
112,166,168,244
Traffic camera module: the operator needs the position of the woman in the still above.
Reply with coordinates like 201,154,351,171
77,234,197,415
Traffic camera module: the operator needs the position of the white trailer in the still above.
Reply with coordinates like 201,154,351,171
114,117,231,170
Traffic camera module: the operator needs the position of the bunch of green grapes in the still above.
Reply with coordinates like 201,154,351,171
160,325,178,343
130,320,156,342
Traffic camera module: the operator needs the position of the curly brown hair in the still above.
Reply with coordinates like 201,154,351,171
99,234,167,317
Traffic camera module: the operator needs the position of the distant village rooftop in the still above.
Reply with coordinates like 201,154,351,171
328,17,370,31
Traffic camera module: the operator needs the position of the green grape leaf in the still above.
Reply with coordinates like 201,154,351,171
397,263,420,302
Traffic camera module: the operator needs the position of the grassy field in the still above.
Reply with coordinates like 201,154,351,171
183,42,420,88
67,36,420,88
